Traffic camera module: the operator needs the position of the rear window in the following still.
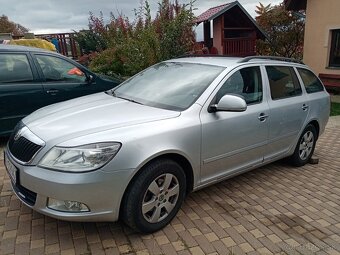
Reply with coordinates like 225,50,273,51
0,54,33,83
266,66,302,100
297,68,324,93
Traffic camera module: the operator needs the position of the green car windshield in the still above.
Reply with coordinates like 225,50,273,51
113,62,225,111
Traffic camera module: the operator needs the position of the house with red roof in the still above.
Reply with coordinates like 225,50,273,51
195,1,266,57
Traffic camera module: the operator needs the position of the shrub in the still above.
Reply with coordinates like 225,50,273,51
76,0,196,77
73,12,109,54
89,48,125,76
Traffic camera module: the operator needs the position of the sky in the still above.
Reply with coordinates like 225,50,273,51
0,0,281,37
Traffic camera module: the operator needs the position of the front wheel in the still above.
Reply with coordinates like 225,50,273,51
122,159,186,233
290,124,317,167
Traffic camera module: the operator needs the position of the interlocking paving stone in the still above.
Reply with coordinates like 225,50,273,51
0,123,340,254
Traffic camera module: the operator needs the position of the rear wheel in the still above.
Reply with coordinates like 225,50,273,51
122,159,186,233
290,124,317,166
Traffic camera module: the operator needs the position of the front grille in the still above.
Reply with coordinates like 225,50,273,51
8,123,43,163
12,183,37,206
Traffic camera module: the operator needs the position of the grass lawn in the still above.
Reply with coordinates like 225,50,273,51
331,102,340,116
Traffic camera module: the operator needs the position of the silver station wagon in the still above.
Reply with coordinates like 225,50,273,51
4,56,330,233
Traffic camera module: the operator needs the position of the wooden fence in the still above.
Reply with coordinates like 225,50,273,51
36,33,81,59
223,37,256,57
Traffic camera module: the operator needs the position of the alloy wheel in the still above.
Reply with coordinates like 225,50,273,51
299,131,314,160
142,174,179,223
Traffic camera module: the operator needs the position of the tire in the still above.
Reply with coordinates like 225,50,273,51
122,159,186,233
290,124,317,167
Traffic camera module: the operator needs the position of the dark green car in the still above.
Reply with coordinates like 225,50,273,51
0,45,121,136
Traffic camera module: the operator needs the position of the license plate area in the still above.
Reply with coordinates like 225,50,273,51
4,152,17,185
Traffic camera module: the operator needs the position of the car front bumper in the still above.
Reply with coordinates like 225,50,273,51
4,149,134,222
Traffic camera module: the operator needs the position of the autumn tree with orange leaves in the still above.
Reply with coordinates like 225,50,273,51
255,2,305,60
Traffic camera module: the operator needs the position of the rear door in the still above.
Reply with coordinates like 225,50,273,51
264,65,309,161
296,68,330,134
0,52,44,135
32,53,99,104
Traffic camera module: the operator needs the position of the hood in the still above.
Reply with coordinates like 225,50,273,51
23,92,180,141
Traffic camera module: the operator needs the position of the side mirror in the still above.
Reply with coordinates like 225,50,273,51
86,74,95,84
211,94,247,112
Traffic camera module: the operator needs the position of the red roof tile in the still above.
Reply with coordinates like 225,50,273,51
195,2,234,24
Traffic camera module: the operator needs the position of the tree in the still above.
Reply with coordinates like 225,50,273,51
255,3,271,16
255,3,305,60
0,15,28,35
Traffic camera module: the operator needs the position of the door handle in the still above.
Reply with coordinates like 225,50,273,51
258,113,269,122
46,89,59,95
302,104,309,111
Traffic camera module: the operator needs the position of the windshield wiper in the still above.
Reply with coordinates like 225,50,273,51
106,90,143,105
105,90,115,96
118,96,144,105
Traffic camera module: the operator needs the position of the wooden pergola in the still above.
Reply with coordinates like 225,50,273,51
195,1,266,56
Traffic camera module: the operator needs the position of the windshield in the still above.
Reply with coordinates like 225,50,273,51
113,62,224,111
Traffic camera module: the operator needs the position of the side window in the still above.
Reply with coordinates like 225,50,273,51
216,66,263,105
0,54,33,83
35,55,86,83
266,66,302,100
297,68,324,93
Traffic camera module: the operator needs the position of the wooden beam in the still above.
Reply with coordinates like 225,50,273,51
223,27,253,30
221,16,225,54
203,21,211,47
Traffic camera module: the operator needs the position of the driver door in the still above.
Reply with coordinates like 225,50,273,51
32,54,96,104
200,66,269,185
0,53,45,135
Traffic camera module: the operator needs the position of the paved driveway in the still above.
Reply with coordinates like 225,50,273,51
0,121,339,255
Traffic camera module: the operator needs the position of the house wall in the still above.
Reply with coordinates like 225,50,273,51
304,0,340,75
213,16,223,54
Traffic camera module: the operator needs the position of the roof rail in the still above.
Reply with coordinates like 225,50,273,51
177,54,229,58
238,56,304,65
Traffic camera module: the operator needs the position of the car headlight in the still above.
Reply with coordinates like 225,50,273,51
38,142,121,172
